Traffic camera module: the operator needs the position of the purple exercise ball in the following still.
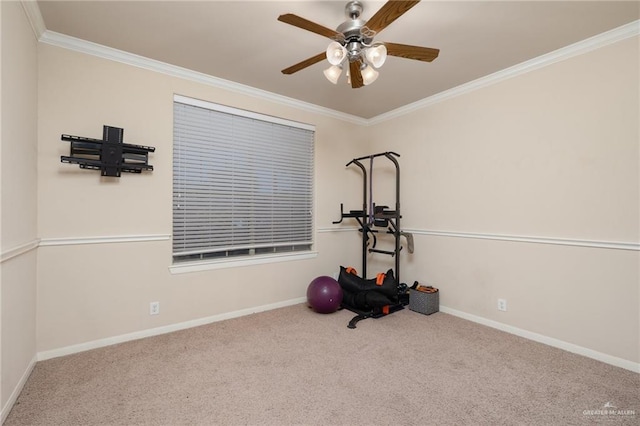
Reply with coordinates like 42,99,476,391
307,276,343,314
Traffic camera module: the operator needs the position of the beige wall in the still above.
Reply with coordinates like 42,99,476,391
0,0,39,418
26,17,640,371
365,37,639,364
36,43,367,352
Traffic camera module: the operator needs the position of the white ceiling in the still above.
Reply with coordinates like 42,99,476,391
36,1,639,119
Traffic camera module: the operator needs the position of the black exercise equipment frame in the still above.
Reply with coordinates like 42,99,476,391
333,151,408,327
334,151,403,282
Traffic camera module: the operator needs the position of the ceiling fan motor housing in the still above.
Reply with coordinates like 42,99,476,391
337,1,374,62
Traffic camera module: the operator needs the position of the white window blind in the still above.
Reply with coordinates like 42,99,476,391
173,96,314,263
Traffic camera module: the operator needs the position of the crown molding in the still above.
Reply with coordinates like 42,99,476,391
38,30,368,126
20,0,46,39
368,19,640,125
30,2,638,127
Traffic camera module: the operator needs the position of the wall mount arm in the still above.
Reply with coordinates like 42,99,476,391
60,125,155,177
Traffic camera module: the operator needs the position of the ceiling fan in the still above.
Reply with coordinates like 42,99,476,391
278,0,440,88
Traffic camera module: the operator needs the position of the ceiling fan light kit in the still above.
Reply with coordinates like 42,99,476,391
324,40,385,86
360,65,379,86
278,0,440,89
326,41,347,66
365,44,388,69
323,65,343,84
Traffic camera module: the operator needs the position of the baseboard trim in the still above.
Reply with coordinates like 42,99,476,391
31,299,639,375
1,354,37,424
37,297,307,362
440,305,639,373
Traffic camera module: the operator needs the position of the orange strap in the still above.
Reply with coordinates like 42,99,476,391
382,305,390,315
376,273,385,286
346,267,358,276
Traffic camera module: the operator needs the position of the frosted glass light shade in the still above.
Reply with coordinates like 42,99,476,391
361,65,379,85
365,44,387,68
323,65,342,84
326,42,347,66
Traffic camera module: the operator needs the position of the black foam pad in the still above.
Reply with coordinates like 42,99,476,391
338,266,398,299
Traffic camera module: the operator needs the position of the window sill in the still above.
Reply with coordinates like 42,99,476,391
169,250,318,275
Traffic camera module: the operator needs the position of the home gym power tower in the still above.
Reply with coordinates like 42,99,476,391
333,151,412,286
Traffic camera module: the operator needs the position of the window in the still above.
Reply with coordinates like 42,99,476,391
172,95,314,264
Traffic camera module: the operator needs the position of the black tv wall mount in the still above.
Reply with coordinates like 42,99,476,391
60,125,155,177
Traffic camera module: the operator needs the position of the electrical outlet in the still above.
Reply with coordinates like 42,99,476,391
497,298,507,312
150,301,160,315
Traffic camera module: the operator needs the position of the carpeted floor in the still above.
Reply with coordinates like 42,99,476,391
5,304,639,425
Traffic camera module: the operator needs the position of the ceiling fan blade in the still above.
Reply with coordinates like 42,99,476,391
278,14,341,39
365,1,421,34
385,42,440,62
349,60,364,89
281,52,327,75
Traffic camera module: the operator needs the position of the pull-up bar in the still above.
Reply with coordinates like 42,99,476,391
336,151,403,283
345,151,400,167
